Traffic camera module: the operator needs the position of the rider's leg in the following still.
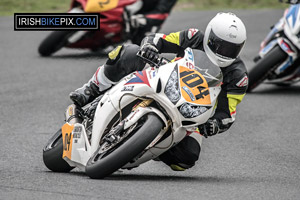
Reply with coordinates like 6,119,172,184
158,130,203,171
70,44,145,107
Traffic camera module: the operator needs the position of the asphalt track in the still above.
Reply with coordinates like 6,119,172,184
1,9,300,200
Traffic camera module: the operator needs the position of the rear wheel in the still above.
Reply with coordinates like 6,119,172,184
85,113,163,179
43,129,74,172
38,31,74,56
247,46,287,92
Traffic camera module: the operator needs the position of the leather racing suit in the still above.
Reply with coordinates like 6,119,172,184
125,0,177,44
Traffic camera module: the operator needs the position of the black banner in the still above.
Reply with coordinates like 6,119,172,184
14,13,100,31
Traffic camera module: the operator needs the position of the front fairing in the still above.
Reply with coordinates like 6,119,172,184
284,4,300,49
260,17,285,50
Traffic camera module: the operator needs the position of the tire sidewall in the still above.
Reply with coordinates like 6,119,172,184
85,113,163,179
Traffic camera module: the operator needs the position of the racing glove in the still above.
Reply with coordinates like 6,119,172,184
198,119,220,138
130,14,147,28
139,43,159,63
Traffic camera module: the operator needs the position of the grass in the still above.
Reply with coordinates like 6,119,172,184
176,0,288,10
0,0,288,16
0,0,70,16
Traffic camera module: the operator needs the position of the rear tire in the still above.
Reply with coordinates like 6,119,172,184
38,31,74,56
43,129,74,172
85,113,163,179
247,46,287,92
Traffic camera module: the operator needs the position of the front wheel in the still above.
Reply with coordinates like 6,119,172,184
85,113,163,179
247,45,287,92
38,31,74,56
43,129,74,172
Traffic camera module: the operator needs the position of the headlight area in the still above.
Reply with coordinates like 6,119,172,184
178,103,210,118
164,68,181,104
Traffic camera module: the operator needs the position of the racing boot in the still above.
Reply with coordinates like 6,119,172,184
159,130,202,171
69,65,115,107
69,81,102,107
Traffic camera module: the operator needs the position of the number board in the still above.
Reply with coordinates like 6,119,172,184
85,0,119,13
62,123,75,160
179,66,211,105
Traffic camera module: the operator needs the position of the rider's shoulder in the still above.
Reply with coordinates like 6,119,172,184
180,28,204,40
223,58,248,81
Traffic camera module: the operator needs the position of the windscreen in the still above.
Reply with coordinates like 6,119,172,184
192,49,223,87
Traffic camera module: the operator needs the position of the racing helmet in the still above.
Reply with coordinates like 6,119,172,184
203,12,247,68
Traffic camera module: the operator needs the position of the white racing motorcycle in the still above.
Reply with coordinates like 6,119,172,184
43,48,223,179
248,2,300,92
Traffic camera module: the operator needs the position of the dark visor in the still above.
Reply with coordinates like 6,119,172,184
207,30,244,59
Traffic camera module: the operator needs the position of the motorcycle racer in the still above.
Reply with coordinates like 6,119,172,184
125,0,178,44
69,12,248,171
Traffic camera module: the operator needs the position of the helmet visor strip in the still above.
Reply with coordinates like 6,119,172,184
207,30,244,59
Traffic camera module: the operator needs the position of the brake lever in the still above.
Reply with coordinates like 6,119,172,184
136,51,169,68
136,51,160,67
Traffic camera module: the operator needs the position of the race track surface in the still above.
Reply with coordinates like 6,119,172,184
1,9,300,200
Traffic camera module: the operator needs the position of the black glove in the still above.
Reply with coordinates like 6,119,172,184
198,119,220,138
130,14,147,28
139,43,159,63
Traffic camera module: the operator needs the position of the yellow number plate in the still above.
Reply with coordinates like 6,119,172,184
179,66,211,105
62,123,74,160
85,0,119,13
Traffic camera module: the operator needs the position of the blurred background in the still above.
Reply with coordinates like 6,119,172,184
0,0,287,16
1,1,300,200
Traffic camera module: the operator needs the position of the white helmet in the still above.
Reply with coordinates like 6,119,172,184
203,12,247,68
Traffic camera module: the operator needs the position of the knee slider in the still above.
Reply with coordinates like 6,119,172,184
107,45,123,65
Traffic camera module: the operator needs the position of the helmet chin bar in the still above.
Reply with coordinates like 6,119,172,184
204,41,235,68
216,57,235,68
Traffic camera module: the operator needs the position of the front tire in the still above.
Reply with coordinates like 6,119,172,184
85,113,163,179
38,31,74,56
43,129,74,172
247,46,287,92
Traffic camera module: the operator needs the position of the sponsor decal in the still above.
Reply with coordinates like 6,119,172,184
182,86,195,101
280,40,294,53
236,76,248,87
125,71,151,87
129,109,140,121
147,70,156,79
188,28,199,39
187,49,194,62
121,85,134,92
152,71,156,78
73,126,82,139
186,62,195,69
68,106,74,116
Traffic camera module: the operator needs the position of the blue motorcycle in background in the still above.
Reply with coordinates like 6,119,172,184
248,1,300,92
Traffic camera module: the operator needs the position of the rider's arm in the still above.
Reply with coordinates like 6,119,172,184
141,28,204,56
144,0,177,27
213,59,248,133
